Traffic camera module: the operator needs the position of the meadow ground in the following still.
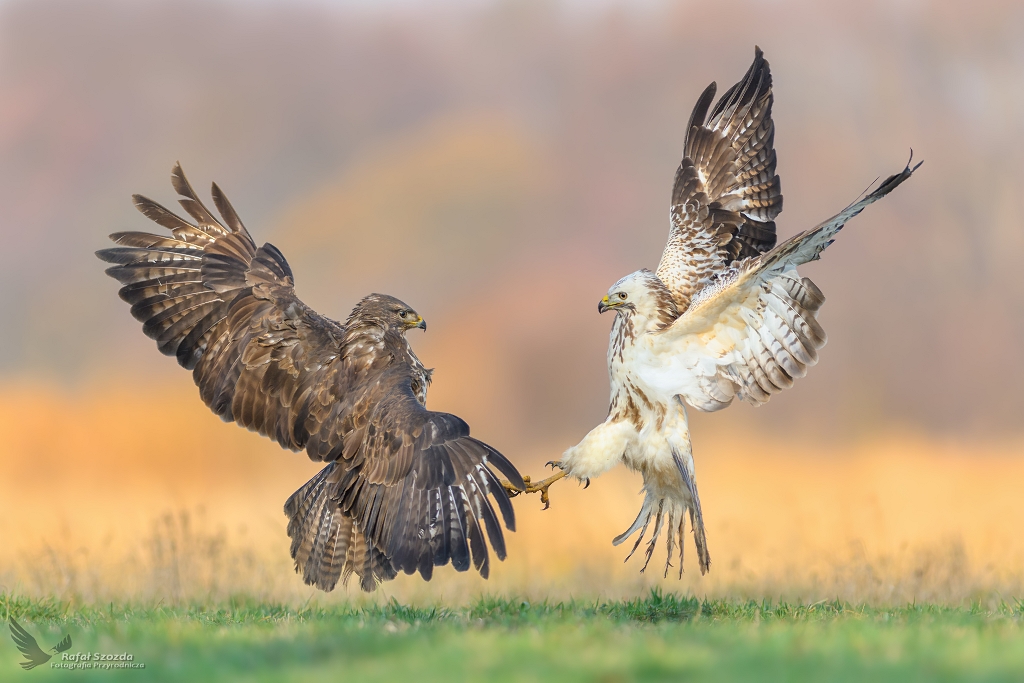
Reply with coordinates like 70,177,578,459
3,383,1024,680
4,592,1024,682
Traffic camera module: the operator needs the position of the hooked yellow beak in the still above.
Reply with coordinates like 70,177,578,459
406,314,426,331
598,295,620,314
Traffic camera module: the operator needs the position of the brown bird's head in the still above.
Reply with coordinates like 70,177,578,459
349,293,426,333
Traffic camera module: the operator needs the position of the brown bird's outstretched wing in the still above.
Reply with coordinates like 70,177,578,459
96,163,339,446
97,164,523,591
657,47,783,310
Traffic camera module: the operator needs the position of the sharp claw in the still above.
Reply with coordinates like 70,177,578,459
505,469,567,510
500,477,527,498
583,478,591,489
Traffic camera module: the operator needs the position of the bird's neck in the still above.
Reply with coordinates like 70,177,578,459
609,309,661,357
608,313,637,365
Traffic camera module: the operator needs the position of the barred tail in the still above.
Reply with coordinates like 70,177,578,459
284,463,397,592
612,450,710,578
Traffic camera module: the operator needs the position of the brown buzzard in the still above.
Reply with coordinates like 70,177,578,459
97,165,525,592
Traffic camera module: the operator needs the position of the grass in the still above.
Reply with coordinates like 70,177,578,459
5,390,1024,680
3,591,1024,682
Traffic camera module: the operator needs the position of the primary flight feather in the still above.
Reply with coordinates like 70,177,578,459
97,165,525,592
517,47,919,577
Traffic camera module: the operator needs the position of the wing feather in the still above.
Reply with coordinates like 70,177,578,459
649,158,918,410
657,47,782,310
100,164,523,593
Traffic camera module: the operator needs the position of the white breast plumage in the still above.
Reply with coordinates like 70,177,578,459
537,47,917,580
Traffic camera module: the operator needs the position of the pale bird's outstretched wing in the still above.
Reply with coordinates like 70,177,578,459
646,158,920,412
97,165,523,592
8,618,51,670
657,46,783,310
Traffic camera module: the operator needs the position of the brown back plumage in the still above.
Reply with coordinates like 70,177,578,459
97,164,525,592
656,47,783,310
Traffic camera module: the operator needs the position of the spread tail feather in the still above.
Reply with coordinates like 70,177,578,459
612,451,710,577
284,463,397,592
673,449,710,574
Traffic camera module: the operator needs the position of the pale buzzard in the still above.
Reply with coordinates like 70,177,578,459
97,165,525,592
518,48,919,577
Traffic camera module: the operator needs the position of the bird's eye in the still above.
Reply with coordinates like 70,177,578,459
398,310,408,318
619,292,627,300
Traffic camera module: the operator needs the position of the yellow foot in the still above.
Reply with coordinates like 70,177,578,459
501,478,525,498
522,468,568,510
500,463,571,509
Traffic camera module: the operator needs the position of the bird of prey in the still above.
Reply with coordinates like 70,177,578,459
516,48,919,576
8,618,72,670
97,165,525,592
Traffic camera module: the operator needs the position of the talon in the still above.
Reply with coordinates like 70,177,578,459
501,476,528,498
583,478,591,489
508,469,568,509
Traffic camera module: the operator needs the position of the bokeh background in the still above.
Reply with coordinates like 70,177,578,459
1,0,1022,605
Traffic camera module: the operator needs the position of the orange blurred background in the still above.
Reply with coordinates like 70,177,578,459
0,0,1022,604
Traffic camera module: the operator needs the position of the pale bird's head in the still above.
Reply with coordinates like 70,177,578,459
598,270,678,327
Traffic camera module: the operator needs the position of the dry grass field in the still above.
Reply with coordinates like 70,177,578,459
3,382,1024,682
2,379,1022,607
